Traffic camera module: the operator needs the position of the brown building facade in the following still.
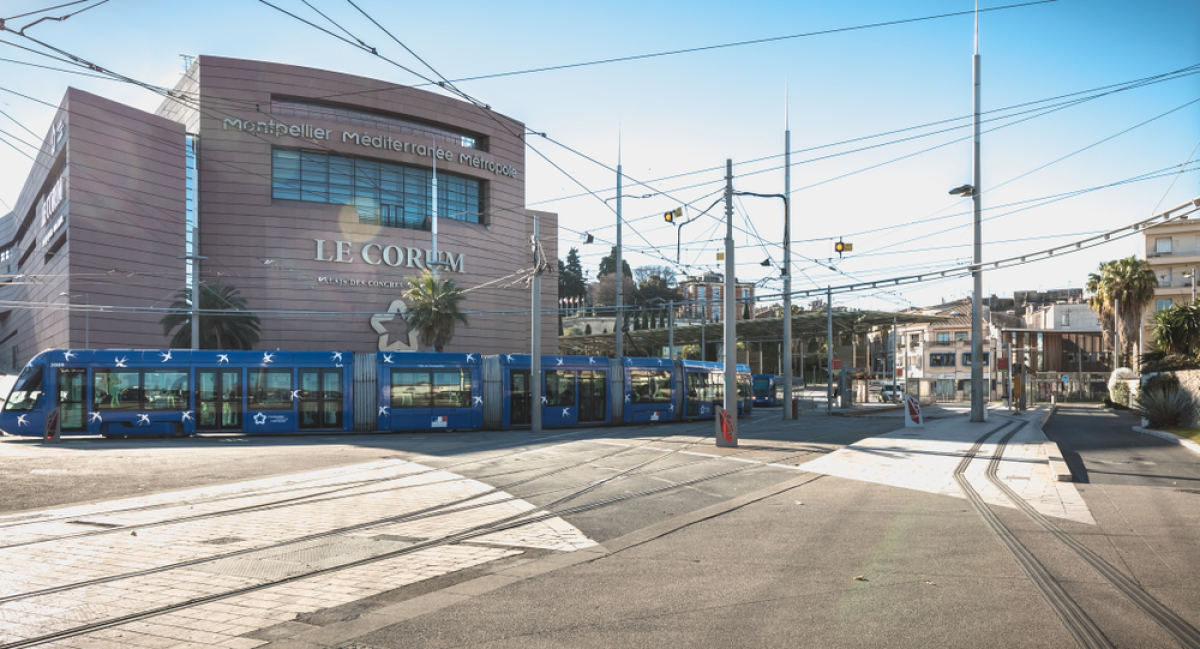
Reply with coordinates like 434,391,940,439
0,56,557,368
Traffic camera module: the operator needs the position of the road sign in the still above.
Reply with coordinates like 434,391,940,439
1062,375,1070,384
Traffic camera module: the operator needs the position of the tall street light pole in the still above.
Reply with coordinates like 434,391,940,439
969,8,984,423
615,158,623,361
783,93,793,420
722,159,738,446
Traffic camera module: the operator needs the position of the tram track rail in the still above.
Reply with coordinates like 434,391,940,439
0,426,830,603
0,444,824,649
985,420,1200,649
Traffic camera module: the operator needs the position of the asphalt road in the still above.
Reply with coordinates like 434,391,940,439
1043,403,1200,487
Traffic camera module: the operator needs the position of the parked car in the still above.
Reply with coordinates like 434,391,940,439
880,383,904,402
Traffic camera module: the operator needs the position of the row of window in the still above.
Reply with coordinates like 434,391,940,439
934,331,970,343
390,369,472,409
271,149,484,229
929,353,991,367
271,98,485,151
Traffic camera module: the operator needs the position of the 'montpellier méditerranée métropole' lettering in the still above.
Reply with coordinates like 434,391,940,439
222,118,518,179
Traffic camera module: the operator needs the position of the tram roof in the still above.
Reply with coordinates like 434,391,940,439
558,310,949,357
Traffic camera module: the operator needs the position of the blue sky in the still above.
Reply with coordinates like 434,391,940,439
1,0,1197,311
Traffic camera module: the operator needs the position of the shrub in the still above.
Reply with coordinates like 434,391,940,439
1142,373,1180,394
1110,381,1131,407
1140,353,1200,374
1133,387,1194,428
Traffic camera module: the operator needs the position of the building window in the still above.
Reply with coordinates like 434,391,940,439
910,334,920,345
936,332,950,343
1156,237,1172,254
713,287,721,300
962,353,989,366
929,353,955,367
1157,299,1172,311
272,149,484,228
1061,312,1069,327
954,331,968,340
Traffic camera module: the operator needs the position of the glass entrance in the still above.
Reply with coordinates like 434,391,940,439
197,369,242,430
509,370,530,425
57,368,87,431
300,369,343,429
578,370,606,422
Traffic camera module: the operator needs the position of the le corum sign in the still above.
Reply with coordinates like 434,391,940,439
313,239,465,273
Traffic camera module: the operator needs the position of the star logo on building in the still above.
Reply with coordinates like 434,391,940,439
89,411,103,423
331,352,343,362
291,390,302,401
505,354,515,362
159,350,173,362
541,396,548,405
378,406,389,417
561,408,570,417
253,412,267,425
262,352,275,364
136,414,150,425
115,356,128,368
556,357,563,366
63,350,76,361
181,411,193,422
472,396,483,406
217,354,230,364
383,354,394,364
465,354,476,362
16,415,28,427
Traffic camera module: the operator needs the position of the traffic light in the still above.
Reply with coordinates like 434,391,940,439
834,240,853,257
664,207,683,224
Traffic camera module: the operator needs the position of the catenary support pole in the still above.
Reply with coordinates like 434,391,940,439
721,159,738,446
668,299,674,358
532,212,542,434
615,158,623,361
827,286,833,415
783,112,793,420
969,6,985,422
431,151,439,276
1113,297,1120,369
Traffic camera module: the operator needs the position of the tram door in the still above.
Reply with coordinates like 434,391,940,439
57,368,87,432
299,369,343,429
509,370,531,425
197,369,242,430
577,371,606,423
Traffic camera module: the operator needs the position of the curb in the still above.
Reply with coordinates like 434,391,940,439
1132,425,1200,457
1036,405,1073,482
831,405,904,417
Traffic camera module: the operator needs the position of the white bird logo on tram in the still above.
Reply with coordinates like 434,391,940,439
561,408,570,417
89,412,102,423
383,354,394,364
290,390,302,401
160,351,173,362
63,350,76,361
472,396,483,406
16,415,28,427
217,354,230,364
181,411,193,422
115,356,127,368
262,352,275,364
136,414,150,425
556,357,563,366
505,354,515,362
331,352,343,362
465,354,476,362
378,406,389,417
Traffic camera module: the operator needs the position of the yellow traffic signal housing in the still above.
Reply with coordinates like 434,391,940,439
834,240,853,257
664,207,683,224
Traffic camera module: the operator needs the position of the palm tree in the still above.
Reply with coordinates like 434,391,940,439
403,270,469,352
1149,301,1200,356
159,282,262,349
1085,256,1157,367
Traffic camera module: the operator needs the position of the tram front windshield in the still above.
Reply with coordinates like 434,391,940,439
4,367,43,411
753,377,772,396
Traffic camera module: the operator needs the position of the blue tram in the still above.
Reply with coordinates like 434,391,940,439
0,349,353,438
752,374,779,407
1,349,751,437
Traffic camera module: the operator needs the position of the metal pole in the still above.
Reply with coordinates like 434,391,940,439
615,161,623,360
722,158,737,445
826,286,833,415
431,151,438,276
668,299,674,358
1193,266,1196,303
701,298,706,361
969,9,984,422
892,316,897,399
783,121,793,420
191,219,200,350
1113,297,1120,369
532,213,542,433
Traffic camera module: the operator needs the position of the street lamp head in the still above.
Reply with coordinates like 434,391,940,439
760,258,772,267
949,184,976,197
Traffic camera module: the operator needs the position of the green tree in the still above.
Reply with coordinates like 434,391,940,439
403,270,469,352
160,282,261,349
559,248,587,300
1150,301,1200,355
598,246,632,279
1086,256,1158,366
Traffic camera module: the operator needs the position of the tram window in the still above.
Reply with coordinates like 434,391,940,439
391,371,431,408
249,369,293,410
4,367,43,411
630,371,671,403
94,370,141,410
144,371,189,410
432,369,471,408
544,370,575,407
